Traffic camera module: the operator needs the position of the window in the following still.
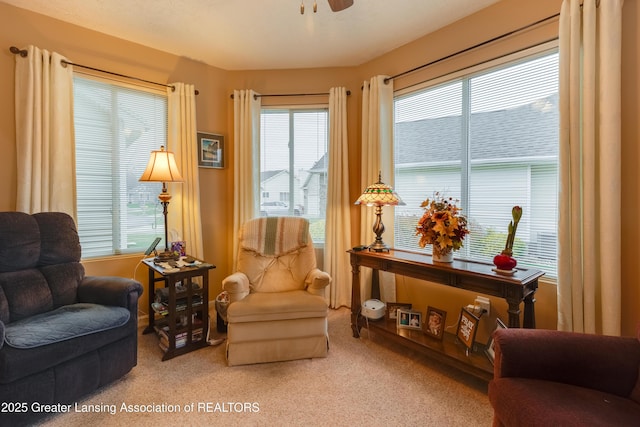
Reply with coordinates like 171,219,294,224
260,108,329,244
393,48,559,277
74,76,167,258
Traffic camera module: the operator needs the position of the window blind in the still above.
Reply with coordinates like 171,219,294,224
393,50,559,278
74,76,167,258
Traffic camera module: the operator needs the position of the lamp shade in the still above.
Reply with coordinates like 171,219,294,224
139,146,183,183
355,173,404,207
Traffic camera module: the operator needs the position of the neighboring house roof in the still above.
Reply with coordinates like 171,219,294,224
309,154,328,172
395,94,559,165
302,153,328,188
260,169,287,182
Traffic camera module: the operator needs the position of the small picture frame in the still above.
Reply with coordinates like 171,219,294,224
386,302,412,321
484,317,507,365
424,306,447,340
397,308,422,330
170,241,186,257
456,307,481,351
197,132,224,168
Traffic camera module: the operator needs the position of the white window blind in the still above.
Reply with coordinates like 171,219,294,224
260,108,328,244
74,76,167,258
394,50,559,278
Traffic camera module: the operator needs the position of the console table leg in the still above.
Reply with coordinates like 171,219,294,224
523,293,536,328
371,269,380,300
506,300,521,328
350,256,362,338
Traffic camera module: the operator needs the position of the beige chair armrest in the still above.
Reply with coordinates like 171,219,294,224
222,272,251,303
305,268,331,297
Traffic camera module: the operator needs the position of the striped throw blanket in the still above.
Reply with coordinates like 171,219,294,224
240,217,309,256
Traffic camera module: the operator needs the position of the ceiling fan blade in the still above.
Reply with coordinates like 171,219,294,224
327,0,354,12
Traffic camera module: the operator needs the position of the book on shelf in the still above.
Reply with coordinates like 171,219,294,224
176,296,203,312
157,327,204,351
151,302,169,316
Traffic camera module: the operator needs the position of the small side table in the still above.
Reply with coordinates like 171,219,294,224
142,256,215,361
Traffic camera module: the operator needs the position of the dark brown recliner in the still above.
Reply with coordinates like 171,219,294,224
488,326,640,427
0,212,143,425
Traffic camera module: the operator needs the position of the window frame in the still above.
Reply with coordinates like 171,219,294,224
392,42,559,279
73,72,168,259
259,105,330,246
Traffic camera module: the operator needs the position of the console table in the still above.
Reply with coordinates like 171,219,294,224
348,249,544,380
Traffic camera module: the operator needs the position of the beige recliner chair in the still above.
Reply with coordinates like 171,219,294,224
222,216,331,366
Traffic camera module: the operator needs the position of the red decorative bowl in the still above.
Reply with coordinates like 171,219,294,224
493,253,517,271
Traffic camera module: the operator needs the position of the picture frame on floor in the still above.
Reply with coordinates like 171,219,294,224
386,302,412,320
197,132,224,168
484,317,507,365
424,306,446,340
456,307,480,351
397,308,422,330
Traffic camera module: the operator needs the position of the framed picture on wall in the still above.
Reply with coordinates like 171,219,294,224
197,132,224,168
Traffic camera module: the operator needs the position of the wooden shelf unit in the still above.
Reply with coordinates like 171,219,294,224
142,257,215,361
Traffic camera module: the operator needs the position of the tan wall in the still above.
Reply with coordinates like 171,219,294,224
0,0,638,336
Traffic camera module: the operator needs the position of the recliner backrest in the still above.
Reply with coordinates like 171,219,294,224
0,212,84,323
236,216,317,293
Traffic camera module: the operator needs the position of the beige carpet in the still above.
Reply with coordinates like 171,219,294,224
37,308,493,426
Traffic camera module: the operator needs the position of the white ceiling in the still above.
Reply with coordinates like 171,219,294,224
3,0,501,70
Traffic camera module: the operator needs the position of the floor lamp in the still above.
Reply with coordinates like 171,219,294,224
355,172,404,252
139,146,183,261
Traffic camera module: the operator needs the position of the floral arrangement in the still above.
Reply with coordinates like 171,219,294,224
416,192,469,254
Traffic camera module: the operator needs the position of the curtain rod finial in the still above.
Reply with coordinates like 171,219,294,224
10,46,27,57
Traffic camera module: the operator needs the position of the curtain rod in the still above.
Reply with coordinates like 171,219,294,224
383,12,561,84
230,91,351,100
9,46,199,95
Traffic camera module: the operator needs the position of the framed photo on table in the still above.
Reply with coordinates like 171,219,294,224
386,302,412,321
397,308,422,330
424,306,447,340
197,132,224,168
456,307,481,351
484,317,507,365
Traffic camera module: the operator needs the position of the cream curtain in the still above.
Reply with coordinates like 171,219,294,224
232,90,261,268
360,75,396,302
167,82,204,259
326,87,352,308
15,45,76,219
558,0,623,335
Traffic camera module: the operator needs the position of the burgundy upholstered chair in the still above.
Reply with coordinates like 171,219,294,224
488,326,640,426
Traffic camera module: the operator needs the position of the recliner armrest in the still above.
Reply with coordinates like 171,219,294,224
305,268,331,297
494,328,640,397
222,272,250,303
78,276,143,312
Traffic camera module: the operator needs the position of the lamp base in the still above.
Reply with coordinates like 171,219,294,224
368,206,391,252
368,240,390,253
154,250,180,262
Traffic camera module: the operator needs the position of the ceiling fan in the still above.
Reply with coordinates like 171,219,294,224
328,0,354,12
301,0,354,14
